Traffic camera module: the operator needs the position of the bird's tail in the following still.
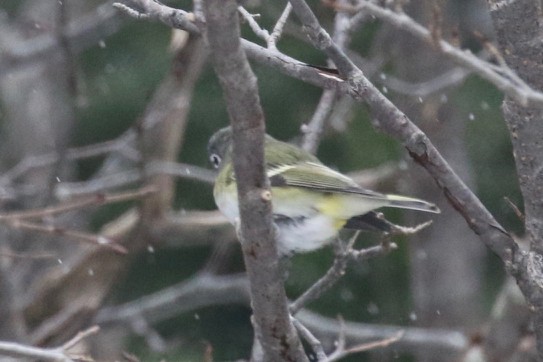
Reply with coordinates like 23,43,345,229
385,195,440,214
344,211,395,232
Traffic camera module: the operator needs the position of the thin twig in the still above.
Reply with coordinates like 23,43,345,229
0,135,138,186
335,315,347,353
56,162,213,198
7,219,128,254
296,308,468,353
146,161,215,184
96,273,250,325
291,317,328,361
122,351,141,362
114,0,200,33
129,316,168,352
474,32,526,88
350,241,397,261
238,7,270,42
0,186,156,220
299,0,360,154
62,325,100,351
301,89,337,153
113,2,150,19
55,170,142,198
289,238,351,314
332,0,358,49
289,227,408,314
0,248,56,260
381,66,471,98
0,325,99,361
504,196,525,221
389,220,433,236
328,330,405,361
0,341,71,361
0,187,155,254
344,0,543,107
268,3,293,49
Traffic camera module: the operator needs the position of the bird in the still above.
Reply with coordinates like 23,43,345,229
208,127,439,255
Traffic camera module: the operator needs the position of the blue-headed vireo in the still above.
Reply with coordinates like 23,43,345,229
208,127,439,255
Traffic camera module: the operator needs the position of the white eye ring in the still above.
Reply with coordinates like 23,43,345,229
210,154,222,168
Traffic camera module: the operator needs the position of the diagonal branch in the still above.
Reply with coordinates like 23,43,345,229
288,0,519,268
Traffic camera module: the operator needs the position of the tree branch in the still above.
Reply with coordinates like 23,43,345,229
0,325,99,361
288,0,518,268
95,272,469,356
488,0,543,356
290,234,397,314
0,186,155,221
296,309,468,355
112,0,199,34
96,273,249,326
202,0,307,360
343,0,543,107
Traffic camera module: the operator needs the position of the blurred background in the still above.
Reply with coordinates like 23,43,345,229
0,0,526,361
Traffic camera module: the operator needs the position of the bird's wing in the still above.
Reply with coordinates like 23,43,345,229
268,161,386,198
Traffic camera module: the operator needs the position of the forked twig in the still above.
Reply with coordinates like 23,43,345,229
328,327,405,361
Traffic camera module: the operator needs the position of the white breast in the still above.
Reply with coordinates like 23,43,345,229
215,191,239,224
215,191,337,255
274,213,337,255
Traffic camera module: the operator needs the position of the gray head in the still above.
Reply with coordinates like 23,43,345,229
207,127,233,169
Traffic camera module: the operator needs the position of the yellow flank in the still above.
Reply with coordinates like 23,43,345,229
318,193,388,218
315,195,340,214
271,187,348,231
315,195,348,229
271,187,390,231
270,187,321,216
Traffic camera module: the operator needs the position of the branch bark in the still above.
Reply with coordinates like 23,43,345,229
201,1,307,360
488,0,543,357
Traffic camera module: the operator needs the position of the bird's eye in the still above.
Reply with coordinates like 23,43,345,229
210,154,221,168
